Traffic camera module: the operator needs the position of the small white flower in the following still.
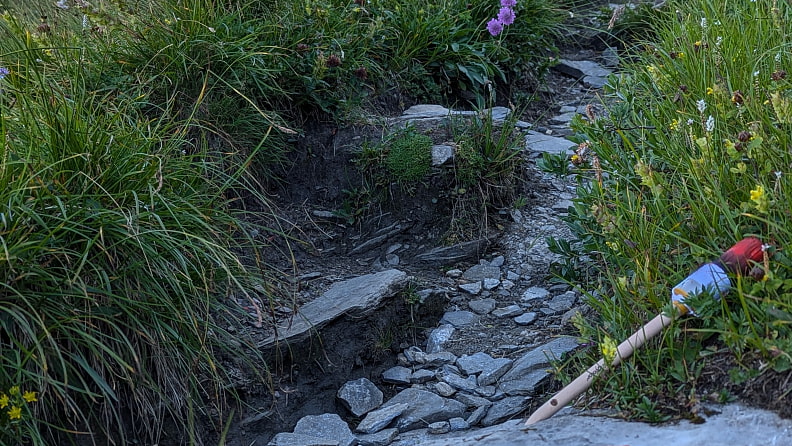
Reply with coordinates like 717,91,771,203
716,36,723,47
696,99,707,113
82,14,89,29
705,115,715,132
687,118,695,126
776,53,782,63
775,171,783,179
714,20,721,26
700,17,707,28
753,70,761,77
56,0,69,9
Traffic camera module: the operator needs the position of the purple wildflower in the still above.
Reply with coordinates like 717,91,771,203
0,67,9,80
497,7,515,26
500,0,517,7
486,18,504,36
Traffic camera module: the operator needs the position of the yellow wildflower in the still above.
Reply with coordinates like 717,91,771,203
706,87,714,95
669,119,679,130
750,185,770,213
601,335,618,364
23,391,37,403
9,386,19,395
8,405,22,420
0,394,8,409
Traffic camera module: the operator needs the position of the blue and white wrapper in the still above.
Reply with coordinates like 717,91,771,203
671,263,730,315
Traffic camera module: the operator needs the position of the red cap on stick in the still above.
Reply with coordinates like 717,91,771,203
716,237,764,275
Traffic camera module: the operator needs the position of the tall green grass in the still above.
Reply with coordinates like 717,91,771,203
559,0,792,419
0,4,287,444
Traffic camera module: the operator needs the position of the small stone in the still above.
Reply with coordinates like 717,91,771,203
432,144,455,166
465,405,490,426
448,417,470,431
356,403,409,434
292,414,355,446
422,351,458,367
489,255,505,267
514,312,537,326
547,291,577,312
458,282,482,295
440,372,478,393
267,433,338,446
454,392,491,408
468,298,497,315
434,381,456,397
500,279,515,290
440,310,479,327
356,428,399,446
492,305,523,318
402,346,425,365
426,324,455,354
337,378,384,417
428,421,451,434
385,253,400,265
475,386,497,397
561,308,582,326
462,264,501,281
382,366,412,384
411,369,435,384
456,352,495,375
482,278,500,291
521,287,550,302
506,270,520,281
480,396,532,426
445,269,463,278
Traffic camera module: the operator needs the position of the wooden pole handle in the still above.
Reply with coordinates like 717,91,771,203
524,312,675,426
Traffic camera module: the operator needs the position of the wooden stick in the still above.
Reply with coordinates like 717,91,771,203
524,311,676,425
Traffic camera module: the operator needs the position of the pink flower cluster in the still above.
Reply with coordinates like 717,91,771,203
487,0,517,36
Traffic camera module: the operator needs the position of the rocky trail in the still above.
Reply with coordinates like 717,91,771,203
223,13,792,446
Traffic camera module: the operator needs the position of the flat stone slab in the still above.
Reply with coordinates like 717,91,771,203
337,378,384,417
383,388,467,432
393,404,792,446
553,59,612,80
498,337,579,396
523,131,576,155
259,269,408,348
440,311,479,327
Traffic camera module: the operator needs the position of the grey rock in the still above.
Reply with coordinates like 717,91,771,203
260,270,408,348
411,369,436,384
382,366,412,384
401,104,450,118
554,59,612,80
499,279,514,290
549,112,577,125
434,381,456,397
445,269,463,278
547,291,576,313
457,282,482,295
601,46,620,67
523,131,576,155
338,378,384,417
462,264,501,281
385,253,400,266
559,105,577,113
521,287,549,302
357,403,409,434
468,298,497,315
426,324,455,353
267,433,339,446
480,396,532,426
498,337,579,396
432,144,455,166
456,352,496,375
292,414,355,446
514,312,537,326
491,305,523,318
448,417,470,432
484,106,511,123
482,278,500,291
474,386,497,397
514,120,532,129
465,405,490,426
477,358,514,387
423,351,458,367
440,310,479,327
383,388,467,431
387,404,792,446
489,255,505,267
440,371,479,393
428,421,451,434
356,428,399,446
561,307,582,326
415,239,489,265
402,346,425,365
552,199,573,213
583,74,610,89
506,270,520,281
454,392,491,408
